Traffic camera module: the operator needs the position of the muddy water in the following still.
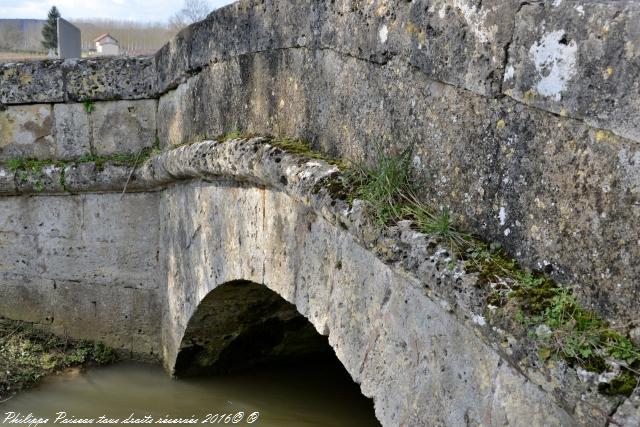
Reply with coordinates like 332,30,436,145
1,359,380,427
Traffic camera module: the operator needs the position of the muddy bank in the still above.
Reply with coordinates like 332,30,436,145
0,318,116,400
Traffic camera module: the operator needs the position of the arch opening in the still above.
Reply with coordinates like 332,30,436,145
174,280,335,377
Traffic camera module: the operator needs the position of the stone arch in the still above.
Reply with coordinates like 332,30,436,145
157,173,576,426
173,280,335,377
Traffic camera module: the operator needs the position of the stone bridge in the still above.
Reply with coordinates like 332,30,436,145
1,1,640,425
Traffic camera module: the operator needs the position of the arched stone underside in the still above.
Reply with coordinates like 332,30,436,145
173,280,334,377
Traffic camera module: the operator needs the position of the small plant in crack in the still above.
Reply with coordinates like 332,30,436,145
83,100,95,114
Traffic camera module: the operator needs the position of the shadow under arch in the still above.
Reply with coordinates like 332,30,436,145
174,280,338,377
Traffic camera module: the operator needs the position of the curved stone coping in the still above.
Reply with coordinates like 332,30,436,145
0,136,631,424
155,0,515,97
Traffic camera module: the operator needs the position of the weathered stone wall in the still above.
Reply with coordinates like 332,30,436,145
151,0,640,325
3,0,638,325
0,134,637,425
0,193,162,357
1,0,640,424
0,100,157,160
0,56,162,360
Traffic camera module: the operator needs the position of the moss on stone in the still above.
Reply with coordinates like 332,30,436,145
267,137,349,169
312,173,353,200
6,158,65,173
598,371,638,397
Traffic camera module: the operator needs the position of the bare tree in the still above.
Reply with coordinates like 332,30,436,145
0,23,22,50
169,0,211,32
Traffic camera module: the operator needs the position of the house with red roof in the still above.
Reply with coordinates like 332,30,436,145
94,33,119,56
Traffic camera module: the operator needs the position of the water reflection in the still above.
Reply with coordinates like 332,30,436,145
1,357,379,427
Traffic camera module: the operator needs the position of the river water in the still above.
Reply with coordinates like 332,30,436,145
1,359,379,427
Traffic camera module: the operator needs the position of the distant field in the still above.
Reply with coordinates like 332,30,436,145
0,51,48,62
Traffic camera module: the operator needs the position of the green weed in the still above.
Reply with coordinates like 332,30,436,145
83,100,95,114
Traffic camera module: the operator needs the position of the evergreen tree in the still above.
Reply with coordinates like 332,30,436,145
41,6,61,51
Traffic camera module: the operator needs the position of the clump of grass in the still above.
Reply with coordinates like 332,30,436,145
344,146,415,225
512,284,639,374
404,203,471,252
343,146,469,251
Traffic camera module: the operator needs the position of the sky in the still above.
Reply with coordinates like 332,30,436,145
0,0,237,23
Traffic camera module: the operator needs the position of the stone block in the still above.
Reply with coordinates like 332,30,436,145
0,104,54,160
322,0,520,96
155,25,193,93
91,99,157,156
503,1,640,142
0,274,55,324
0,60,64,104
157,79,198,148
50,280,161,356
53,103,91,159
613,389,640,427
63,56,157,102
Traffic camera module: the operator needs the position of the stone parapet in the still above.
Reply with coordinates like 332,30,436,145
1,56,156,105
